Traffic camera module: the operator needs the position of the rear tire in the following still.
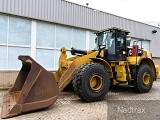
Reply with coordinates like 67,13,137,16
133,64,153,93
73,62,110,102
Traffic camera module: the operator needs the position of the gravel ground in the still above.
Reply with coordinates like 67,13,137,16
0,80,160,120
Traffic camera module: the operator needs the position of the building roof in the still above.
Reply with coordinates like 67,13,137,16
0,0,159,40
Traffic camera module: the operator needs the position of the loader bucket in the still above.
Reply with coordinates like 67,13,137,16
1,56,59,119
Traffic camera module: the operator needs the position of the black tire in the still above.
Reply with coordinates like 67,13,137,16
133,64,153,93
73,62,110,102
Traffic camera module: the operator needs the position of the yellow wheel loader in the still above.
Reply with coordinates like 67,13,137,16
1,27,159,118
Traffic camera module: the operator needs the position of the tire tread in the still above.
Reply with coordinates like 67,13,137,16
73,62,109,102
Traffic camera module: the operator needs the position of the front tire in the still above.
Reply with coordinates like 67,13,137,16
133,64,153,93
73,62,110,102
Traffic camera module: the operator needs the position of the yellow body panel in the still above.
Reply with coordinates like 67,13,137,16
126,56,142,65
110,61,130,83
142,50,152,58
155,65,160,77
115,64,127,82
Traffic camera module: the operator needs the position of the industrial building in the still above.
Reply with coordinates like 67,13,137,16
0,0,160,87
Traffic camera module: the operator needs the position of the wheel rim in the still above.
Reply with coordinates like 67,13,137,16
142,72,150,86
89,75,103,91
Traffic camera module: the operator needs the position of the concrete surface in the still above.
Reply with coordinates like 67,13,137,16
0,80,160,120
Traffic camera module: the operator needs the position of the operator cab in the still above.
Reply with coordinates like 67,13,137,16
95,27,129,61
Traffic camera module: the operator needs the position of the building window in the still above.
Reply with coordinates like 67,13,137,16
130,38,150,51
0,14,31,70
56,25,72,49
0,14,7,44
36,22,55,47
0,46,7,69
89,31,97,49
8,47,30,69
72,29,86,49
36,21,55,70
36,49,55,70
9,17,31,45
141,40,150,50
0,14,7,69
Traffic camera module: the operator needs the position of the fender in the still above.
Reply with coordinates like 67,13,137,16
138,57,157,80
90,58,113,78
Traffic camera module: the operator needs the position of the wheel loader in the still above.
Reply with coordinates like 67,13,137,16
1,27,159,118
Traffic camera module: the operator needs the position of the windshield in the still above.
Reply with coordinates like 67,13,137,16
95,31,115,50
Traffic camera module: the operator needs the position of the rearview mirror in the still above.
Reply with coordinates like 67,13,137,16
99,45,106,49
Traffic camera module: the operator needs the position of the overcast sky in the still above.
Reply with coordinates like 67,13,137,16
67,0,160,27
